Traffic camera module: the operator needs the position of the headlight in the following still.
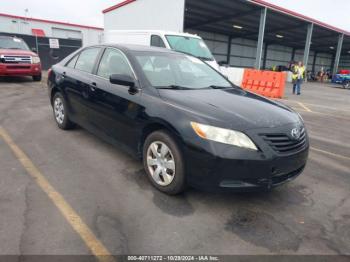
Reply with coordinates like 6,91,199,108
32,56,41,64
191,122,258,151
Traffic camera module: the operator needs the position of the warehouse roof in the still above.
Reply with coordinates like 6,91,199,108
184,0,350,54
103,0,350,54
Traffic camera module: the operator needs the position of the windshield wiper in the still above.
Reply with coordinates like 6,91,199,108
197,56,214,61
157,85,191,90
208,85,231,89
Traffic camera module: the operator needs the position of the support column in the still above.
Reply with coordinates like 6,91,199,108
332,33,344,76
262,43,268,69
312,52,318,73
255,7,267,69
303,23,314,68
226,36,232,65
291,48,296,62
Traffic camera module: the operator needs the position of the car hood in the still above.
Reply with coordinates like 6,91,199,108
158,88,300,131
0,49,36,56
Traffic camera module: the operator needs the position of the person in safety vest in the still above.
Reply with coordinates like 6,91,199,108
292,61,305,95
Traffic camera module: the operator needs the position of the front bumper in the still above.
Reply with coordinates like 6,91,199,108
182,124,309,191
0,63,41,76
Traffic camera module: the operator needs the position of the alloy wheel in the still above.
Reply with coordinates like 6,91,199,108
54,97,65,125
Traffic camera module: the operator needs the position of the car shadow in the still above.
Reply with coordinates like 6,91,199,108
0,76,34,83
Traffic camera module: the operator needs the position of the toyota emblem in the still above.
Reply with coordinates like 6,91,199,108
291,128,301,140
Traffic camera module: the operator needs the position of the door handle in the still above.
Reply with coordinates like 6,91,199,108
90,82,97,92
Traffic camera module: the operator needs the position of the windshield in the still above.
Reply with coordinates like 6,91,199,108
165,35,214,61
134,52,232,89
0,37,30,50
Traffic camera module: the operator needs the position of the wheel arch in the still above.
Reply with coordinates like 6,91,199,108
137,120,185,159
50,86,61,106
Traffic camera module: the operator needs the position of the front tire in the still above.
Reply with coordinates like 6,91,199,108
143,130,186,195
52,92,74,130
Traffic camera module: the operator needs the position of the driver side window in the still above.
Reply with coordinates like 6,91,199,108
97,48,134,79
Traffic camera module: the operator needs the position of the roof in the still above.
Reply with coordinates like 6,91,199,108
103,0,136,14
0,13,103,31
102,43,178,53
105,30,202,38
184,0,350,54
249,0,350,36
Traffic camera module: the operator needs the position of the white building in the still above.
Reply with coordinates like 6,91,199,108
103,0,184,32
102,0,350,72
0,13,103,46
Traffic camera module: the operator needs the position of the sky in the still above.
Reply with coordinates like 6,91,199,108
1,0,350,32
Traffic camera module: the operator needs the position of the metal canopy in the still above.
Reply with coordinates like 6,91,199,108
184,0,350,55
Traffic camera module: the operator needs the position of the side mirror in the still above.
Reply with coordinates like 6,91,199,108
31,47,37,53
110,74,135,87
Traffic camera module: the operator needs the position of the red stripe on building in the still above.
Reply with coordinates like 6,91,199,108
0,13,103,31
102,0,137,14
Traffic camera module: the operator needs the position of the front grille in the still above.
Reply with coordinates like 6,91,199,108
6,65,31,69
0,55,32,64
260,128,307,154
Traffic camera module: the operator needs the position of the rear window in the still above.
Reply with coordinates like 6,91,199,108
66,55,79,68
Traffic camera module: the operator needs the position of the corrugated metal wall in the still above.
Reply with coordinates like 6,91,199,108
340,55,350,70
230,38,257,68
188,29,337,71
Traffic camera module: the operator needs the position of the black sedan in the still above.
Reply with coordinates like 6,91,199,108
47,44,309,195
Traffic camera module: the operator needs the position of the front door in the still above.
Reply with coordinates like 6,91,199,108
86,48,144,150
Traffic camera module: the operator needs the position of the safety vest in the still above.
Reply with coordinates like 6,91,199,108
292,65,305,80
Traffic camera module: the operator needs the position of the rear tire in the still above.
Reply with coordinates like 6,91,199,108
143,130,186,195
52,92,74,130
33,75,42,82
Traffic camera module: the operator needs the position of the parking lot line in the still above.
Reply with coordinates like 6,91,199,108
297,102,312,112
311,146,350,161
0,127,115,262
292,108,350,121
281,99,350,114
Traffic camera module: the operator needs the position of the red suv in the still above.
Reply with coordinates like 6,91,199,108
0,36,42,81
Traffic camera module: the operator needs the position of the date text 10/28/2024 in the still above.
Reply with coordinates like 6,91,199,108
127,256,220,261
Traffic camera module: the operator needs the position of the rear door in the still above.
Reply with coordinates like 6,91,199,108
62,47,102,126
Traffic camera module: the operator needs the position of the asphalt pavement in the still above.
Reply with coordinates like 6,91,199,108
0,76,349,257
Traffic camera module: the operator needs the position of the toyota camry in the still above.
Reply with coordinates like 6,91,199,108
48,44,309,195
